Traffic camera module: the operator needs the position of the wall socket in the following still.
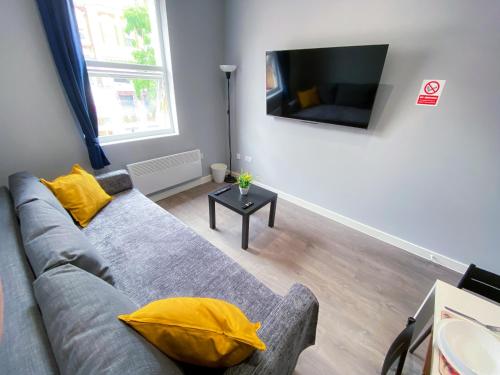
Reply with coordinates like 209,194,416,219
244,155,252,162
236,153,241,160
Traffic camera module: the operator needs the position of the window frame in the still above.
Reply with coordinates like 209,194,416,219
77,0,179,144
266,52,283,100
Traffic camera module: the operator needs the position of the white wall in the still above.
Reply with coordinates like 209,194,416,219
1,0,499,272
225,0,500,272
0,0,227,186
0,0,90,185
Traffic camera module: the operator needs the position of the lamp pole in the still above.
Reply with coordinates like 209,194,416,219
220,65,237,183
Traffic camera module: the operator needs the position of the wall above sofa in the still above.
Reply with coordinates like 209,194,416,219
224,0,500,272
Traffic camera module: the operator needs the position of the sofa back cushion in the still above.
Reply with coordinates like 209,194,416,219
9,171,71,219
0,187,59,375
19,199,114,284
33,264,183,375
333,83,377,109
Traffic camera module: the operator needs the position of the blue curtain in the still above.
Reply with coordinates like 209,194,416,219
36,0,110,169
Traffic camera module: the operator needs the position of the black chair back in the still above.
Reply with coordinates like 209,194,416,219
381,317,415,375
458,264,500,304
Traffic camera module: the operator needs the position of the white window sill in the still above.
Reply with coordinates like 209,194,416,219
100,131,179,147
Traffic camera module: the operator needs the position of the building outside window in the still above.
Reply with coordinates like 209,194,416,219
73,0,177,143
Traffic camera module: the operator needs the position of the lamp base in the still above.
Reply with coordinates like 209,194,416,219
224,174,237,183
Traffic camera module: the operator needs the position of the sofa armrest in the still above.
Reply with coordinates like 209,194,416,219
226,283,319,375
95,170,133,195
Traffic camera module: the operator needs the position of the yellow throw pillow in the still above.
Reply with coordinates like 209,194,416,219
118,298,266,368
40,164,112,227
297,86,321,109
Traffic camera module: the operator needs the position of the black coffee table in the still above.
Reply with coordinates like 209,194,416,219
208,184,277,249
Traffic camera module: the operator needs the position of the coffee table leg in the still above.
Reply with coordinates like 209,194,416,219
268,197,277,227
209,197,216,229
242,215,249,250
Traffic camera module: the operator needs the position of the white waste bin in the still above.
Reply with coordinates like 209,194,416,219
211,163,227,183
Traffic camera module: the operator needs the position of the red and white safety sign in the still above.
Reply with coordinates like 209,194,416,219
416,79,446,106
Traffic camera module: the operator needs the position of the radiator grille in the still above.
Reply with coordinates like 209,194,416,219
127,150,202,195
128,151,200,177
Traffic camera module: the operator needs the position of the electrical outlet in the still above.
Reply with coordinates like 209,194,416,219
244,155,252,162
236,153,241,160
430,254,438,263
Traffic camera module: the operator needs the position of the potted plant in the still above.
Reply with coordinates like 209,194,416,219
237,171,253,195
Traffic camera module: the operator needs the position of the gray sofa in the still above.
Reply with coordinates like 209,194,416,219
0,170,318,374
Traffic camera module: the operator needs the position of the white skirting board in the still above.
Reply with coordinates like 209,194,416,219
148,175,212,202
230,173,467,274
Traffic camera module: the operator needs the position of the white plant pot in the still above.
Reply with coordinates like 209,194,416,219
239,186,250,195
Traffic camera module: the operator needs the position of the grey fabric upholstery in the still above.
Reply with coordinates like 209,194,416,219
4,169,318,375
83,187,318,374
83,189,281,323
96,169,133,195
8,171,70,219
34,264,183,375
0,187,59,375
227,284,318,375
18,199,114,284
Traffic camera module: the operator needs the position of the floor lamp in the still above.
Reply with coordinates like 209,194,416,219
220,64,237,183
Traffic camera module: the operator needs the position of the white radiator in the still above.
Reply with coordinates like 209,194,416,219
126,150,202,195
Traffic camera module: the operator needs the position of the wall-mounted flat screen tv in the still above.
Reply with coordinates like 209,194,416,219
266,44,388,128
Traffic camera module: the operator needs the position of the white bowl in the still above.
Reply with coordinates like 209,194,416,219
436,318,500,375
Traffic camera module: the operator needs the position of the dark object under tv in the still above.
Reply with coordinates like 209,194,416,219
266,44,389,128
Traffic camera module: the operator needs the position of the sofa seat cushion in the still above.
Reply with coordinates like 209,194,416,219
83,189,281,323
33,264,183,375
8,172,71,219
18,199,114,284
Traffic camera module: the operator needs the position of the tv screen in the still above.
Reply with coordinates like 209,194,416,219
266,44,388,128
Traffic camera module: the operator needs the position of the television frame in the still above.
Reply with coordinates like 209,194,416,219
265,44,389,129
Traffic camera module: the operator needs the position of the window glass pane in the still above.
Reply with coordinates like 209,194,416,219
266,54,279,93
89,75,171,137
74,0,162,66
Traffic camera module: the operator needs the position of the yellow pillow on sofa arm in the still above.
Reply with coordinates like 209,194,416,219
118,297,266,368
40,164,112,227
296,86,321,109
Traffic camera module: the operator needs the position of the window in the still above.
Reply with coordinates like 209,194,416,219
73,0,177,143
266,53,282,99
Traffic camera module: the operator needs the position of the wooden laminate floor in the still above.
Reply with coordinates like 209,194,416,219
158,182,460,375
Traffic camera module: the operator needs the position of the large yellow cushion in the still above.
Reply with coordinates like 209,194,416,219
118,298,266,368
297,86,321,109
40,164,112,227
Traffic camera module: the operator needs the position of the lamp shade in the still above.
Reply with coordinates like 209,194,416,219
220,65,237,73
